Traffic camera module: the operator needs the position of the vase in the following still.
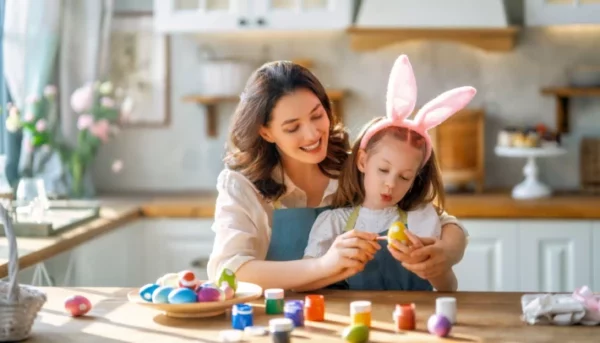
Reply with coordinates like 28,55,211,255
68,156,86,199
15,177,49,208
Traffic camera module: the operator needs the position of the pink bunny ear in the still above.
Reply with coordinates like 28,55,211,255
413,86,477,130
386,55,417,122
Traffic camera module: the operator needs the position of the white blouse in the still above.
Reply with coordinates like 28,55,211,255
206,168,467,280
304,204,441,258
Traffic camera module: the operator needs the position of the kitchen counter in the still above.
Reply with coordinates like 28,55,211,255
1,191,599,279
28,287,596,342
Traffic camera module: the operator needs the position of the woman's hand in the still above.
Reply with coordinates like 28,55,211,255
401,231,452,280
318,230,380,274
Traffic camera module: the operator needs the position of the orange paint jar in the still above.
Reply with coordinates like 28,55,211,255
304,295,325,321
393,303,416,331
350,301,372,327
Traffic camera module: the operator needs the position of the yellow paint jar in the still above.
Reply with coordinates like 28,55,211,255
350,301,372,327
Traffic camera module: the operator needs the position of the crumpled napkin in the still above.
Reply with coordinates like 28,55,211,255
521,285,600,326
521,293,586,325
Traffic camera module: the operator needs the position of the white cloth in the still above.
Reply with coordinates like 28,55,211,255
521,294,587,326
206,168,467,281
304,204,441,258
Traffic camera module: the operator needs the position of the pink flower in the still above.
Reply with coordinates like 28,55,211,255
101,97,115,108
77,114,94,130
70,84,94,113
24,111,35,122
90,119,111,143
35,119,47,132
112,160,123,173
26,94,38,104
44,85,57,97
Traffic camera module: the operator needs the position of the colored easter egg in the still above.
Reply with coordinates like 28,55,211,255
200,281,219,289
342,324,369,343
157,273,179,288
168,288,197,304
427,314,452,337
221,284,235,300
152,286,173,303
388,221,410,246
218,268,238,292
197,286,225,302
139,283,160,302
178,270,198,289
64,295,92,317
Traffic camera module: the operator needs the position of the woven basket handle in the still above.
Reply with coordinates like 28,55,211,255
0,205,19,302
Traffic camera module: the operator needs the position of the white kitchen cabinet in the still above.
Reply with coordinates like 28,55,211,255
525,0,600,26
454,219,596,293
154,0,354,33
453,220,519,292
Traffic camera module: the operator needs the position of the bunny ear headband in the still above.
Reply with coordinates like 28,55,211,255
360,54,477,166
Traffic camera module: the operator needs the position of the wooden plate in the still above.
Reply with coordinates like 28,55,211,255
127,281,263,318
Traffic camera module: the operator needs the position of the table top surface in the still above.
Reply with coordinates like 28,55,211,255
24,287,597,343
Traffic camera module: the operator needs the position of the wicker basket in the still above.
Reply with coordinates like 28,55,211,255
0,205,47,342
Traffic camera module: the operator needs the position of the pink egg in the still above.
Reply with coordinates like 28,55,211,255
64,295,92,317
197,286,225,302
220,284,235,300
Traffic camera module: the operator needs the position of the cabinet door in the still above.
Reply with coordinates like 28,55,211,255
154,0,251,33
519,220,593,293
593,221,600,291
253,0,353,30
525,0,600,26
453,220,519,292
144,219,215,282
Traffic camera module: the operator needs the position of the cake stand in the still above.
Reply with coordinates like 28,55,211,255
494,146,567,199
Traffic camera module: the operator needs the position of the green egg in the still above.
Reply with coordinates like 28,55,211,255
342,324,369,343
218,268,238,292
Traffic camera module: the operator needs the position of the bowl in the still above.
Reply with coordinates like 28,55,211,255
127,281,263,318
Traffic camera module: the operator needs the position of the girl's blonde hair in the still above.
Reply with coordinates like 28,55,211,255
332,117,445,214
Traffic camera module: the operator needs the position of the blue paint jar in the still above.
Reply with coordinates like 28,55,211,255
231,303,253,330
284,301,304,327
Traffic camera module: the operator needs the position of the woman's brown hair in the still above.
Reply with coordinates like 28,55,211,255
332,117,446,215
224,60,350,201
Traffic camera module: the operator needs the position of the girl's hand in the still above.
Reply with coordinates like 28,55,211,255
318,230,380,274
387,230,428,264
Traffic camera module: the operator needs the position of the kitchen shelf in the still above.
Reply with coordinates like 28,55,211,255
541,87,600,133
346,26,520,52
182,89,346,137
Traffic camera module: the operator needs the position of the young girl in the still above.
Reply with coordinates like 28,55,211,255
300,54,477,292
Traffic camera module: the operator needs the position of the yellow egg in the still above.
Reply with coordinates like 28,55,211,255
388,221,410,246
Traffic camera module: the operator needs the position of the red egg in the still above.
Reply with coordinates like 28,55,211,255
64,295,92,317
178,270,197,289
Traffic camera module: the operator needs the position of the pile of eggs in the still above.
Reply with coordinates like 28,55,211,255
139,268,238,304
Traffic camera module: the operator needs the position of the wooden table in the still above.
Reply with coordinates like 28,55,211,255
27,288,596,342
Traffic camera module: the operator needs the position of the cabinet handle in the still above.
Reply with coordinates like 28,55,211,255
256,17,266,26
238,18,247,26
191,258,208,268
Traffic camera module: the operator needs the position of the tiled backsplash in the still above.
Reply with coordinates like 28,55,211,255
94,2,600,193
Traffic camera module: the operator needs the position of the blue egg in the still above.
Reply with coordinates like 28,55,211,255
152,286,173,303
168,288,197,304
139,283,160,302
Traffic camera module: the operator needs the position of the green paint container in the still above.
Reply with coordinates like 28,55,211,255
264,288,285,315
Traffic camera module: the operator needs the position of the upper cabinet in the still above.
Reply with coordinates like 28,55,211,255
525,0,600,26
154,0,354,33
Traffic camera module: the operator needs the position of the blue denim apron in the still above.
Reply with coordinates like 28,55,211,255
265,200,331,261
343,206,433,291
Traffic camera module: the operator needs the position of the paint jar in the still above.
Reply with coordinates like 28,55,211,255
284,300,304,327
350,301,372,327
436,297,457,324
304,294,325,321
269,318,294,343
393,303,416,331
264,288,285,315
231,303,253,330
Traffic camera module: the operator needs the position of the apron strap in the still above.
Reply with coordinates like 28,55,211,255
344,206,408,231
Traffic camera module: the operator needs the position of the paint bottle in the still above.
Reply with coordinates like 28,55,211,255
264,288,285,315
350,301,372,327
393,303,416,331
304,294,325,321
436,297,457,324
284,300,304,327
231,303,253,330
269,318,294,343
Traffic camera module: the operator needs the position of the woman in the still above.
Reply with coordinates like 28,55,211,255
206,61,467,290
